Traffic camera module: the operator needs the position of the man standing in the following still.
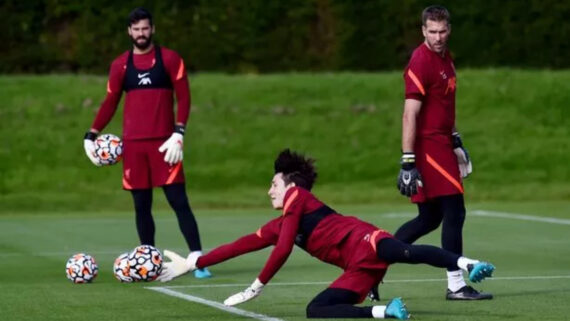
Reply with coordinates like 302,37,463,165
83,7,210,278
395,5,488,299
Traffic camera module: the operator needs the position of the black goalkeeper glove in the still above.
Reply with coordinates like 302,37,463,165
397,153,423,197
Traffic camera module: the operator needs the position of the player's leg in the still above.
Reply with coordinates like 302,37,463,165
163,183,202,251
393,200,443,244
131,188,155,245
123,140,155,246
162,183,212,279
306,288,408,319
439,194,493,299
376,238,494,283
148,138,211,279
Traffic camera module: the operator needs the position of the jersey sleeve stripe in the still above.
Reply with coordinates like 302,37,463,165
282,190,299,216
370,229,382,252
407,69,426,95
165,162,182,185
256,228,263,238
122,177,133,190
426,153,464,193
176,60,185,81
106,81,112,93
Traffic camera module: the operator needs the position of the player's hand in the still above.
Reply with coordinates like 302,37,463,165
83,131,101,166
224,279,264,306
397,153,422,197
452,132,473,178
158,133,184,165
157,250,200,282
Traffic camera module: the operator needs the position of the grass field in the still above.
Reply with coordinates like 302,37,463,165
1,71,569,212
1,202,569,321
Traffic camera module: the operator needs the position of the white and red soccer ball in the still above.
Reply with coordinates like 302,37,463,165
128,245,163,282
94,133,123,165
65,253,98,284
113,252,134,283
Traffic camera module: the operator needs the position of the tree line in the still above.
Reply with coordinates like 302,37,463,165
1,0,568,73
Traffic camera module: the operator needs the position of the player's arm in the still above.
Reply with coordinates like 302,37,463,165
157,218,280,283
196,233,274,268
398,59,428,197
224,193,303,306
397,99,423,196
83,60,124,166
158,51,190,165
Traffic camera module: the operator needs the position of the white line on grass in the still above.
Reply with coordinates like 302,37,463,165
155,275,570,289
471,210,570,225
147,287,285,321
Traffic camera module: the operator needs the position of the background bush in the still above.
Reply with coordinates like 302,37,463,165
1,0,568,73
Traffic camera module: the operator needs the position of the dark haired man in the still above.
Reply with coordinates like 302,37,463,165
82,7,210,279
395,5,487,299
158,149,494,319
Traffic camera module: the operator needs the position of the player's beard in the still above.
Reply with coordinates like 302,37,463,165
131,34,153,50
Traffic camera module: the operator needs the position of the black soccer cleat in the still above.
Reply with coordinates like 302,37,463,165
446,285,493,300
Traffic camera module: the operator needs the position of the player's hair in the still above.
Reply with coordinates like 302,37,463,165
422,5,450,26
128,7,153,27
274,149,317,191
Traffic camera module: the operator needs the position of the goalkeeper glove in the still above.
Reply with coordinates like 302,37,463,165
83,131,101,166
158,125,185,165
397,153,423,197
452,132,473,178
157,250,200,282
224,278,265,306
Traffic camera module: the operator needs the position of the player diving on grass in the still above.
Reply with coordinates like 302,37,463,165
157,149,495,319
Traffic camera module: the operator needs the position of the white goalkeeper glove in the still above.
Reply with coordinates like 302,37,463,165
224,278,265,306
83,131,101,166
158,125,185,165
157,250,201,282
452,132,473,178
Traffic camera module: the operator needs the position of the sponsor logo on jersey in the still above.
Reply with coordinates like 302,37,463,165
138,73,152,85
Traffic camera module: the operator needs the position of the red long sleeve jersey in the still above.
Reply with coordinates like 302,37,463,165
197,187,390,284
91,46,190,140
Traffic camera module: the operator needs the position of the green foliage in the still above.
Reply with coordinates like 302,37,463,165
0,71,569,212
0,0,568,73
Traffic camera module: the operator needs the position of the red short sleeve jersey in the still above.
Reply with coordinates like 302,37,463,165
404,43,457,141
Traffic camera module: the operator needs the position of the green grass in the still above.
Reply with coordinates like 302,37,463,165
1,202,569,320
1,71,569,212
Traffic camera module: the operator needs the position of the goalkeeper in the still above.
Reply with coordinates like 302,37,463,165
82,8,210,278
158,149,494,319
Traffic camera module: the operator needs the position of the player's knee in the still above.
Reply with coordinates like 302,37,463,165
420,217,441,233
306,302,320,318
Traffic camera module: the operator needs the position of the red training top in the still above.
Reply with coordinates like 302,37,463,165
404,42,457,145
197,187,392,284
91,46,190,140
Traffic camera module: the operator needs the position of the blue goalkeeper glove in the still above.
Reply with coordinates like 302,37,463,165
397,153,422,197
452,132,472,178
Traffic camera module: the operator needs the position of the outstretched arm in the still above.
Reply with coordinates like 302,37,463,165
197,233,272,268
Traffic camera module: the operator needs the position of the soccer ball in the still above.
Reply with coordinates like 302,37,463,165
94,133,123,165
113,252,134,283
128,245,163,282
65,253,98,284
